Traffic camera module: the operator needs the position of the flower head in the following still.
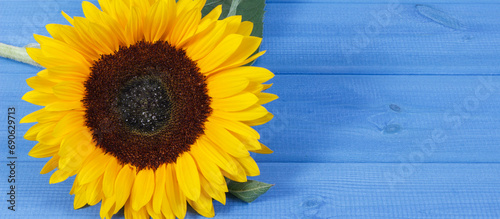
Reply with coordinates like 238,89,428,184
21,0,276,218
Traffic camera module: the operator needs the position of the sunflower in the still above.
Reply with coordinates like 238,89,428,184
20,0,277,218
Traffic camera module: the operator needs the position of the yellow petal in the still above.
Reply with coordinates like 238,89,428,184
124,7,144,45
144,0,175,42
153,164,166,214
47,65,89,82
58,130,95,171
33,34,90,66
78,151,111,185
36,110,69,123
100,195,117,219
115,165,136,211
207,73,248,98
220,158,247,183
20,108,45,123
74,191,88,209
22,90,59,106
131,169,155,211
211,50,266,76
235,155,260,176
262,83,273,91
165,164,186,219
256,92,278,105
197,34,243,74
124,200,134,219
52,81,85,101
40,154,60,174
244,82,264,94
26,76,57,93
213,36,262,73
97,0,113,17
34,34,90,66
229,50,266,69
45,101,84,111
82,1,127,45
242,112,274,126
72,17,113,54
172,6,202,46
29,142,58,158
209,116,260,139
187,190,214,218
46,24,98,61
58,128,93,159
216,66,274,84
50,168,76,184
160,190,175,219
195,9,218,35
85,175,104,205
61,11,74,25
250,143,274,154
211,92,259,112
184,20,224,60
37,69,54,81
196,136,239,176
213,105,269,122
232,132,262,151
175,152,200,201
124,199,150,219
199,175,226,205
189,149,224,186
204,121,249,157
237,21,253,36
26,47,43,66
145,201,166,219
24,122,47,141
37,122,63,145
102,158,120,198
82,1,103,23
87,21,118,53
69,179,79,195
200,5,221,24
73,148,101,184
131,0,152,23
53,111,85,138
111,0,132,28
220,15,242,37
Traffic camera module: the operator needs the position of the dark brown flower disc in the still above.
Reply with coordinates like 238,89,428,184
83,41,212,170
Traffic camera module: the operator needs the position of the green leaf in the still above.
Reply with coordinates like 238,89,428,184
202,0,265,38
226,178,273,203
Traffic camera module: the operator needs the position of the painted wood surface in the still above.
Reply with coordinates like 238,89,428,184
1,0,500,218
1,162,500,218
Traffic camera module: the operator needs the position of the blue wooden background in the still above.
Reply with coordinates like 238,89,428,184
2,0,500,218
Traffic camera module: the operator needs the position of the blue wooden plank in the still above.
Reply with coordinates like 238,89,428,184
2,2,500,75
1,1,500,218
1,162,500,218
5,74,500,163
254,75,500,163
257,3,500,75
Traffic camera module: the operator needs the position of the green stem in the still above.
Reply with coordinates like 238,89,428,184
227,0,242,17
0,42,42,67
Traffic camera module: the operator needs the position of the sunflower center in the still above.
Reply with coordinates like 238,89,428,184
83,41,212,170
116,76,171,134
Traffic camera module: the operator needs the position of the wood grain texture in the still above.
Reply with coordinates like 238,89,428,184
4,74,500,163
1,0,500,218
1,162,500,218
2,1,500,75
257,3,500,75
